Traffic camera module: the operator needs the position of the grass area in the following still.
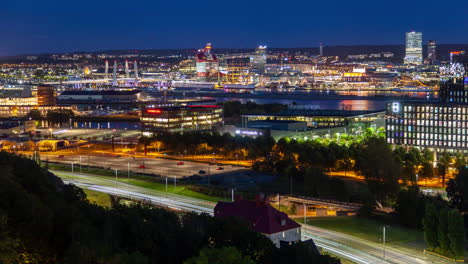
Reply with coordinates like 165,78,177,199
50,163,226,203
299,216,424,246
117,177,226,203
84,189,112,207
322,252,356,264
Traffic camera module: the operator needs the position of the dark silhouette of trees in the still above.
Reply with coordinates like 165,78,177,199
446,167,468,212
0,152,336,264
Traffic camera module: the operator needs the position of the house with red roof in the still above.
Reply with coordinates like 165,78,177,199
214,195,302,248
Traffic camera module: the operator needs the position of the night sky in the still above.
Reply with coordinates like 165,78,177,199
1,0,467,55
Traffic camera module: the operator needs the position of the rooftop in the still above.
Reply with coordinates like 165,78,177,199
214,197,300,235
59,90,141,96
243,109,384,117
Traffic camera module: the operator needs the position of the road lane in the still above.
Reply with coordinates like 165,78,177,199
54,170,453,264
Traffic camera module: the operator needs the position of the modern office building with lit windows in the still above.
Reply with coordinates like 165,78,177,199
387,52,468,152
404,31,423,65
141,105,223,133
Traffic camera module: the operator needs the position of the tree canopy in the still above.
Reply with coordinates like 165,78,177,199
0,152,338,264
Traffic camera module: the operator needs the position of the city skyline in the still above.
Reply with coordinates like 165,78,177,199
1,0,468,55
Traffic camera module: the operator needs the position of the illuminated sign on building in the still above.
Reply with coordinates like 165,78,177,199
392,102,400,113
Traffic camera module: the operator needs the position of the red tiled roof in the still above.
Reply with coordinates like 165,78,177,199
214,198,301,235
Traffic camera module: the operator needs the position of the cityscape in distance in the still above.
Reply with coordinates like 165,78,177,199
0,1,467,264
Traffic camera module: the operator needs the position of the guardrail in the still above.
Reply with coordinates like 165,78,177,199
283,195,361,210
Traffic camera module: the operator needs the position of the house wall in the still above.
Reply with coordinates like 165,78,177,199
265,227,301,248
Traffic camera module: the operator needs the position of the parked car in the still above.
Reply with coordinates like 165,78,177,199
177,162,185,165
139,165,146,169
216,167,224,170
58,155,64,158
198,170,206,174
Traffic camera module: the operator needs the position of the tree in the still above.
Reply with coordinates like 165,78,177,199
354,137,401,202
26,109,42,120
184,247,254,264
447,209,465,258
46,109,74,126
446,167,468,212
437,208,450,255
138,136,152,156
423,202,439,250
394,186,426,228
437,153,451,187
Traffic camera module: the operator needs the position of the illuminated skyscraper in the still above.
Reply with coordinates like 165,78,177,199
404,31,423,65
250,45,267,72
427,40,436,65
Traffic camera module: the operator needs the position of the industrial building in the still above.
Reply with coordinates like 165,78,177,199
57,90,141,104
141,104,223,132
0,120,35,136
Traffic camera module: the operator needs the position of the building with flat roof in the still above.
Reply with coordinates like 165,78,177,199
242,109,385,129
37,85,56,106
404,31,423,65
58,90,141,104
387,51,468,153
141,104,223,133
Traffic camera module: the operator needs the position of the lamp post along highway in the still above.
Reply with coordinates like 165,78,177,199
127,162,130,180
165,177,168,192
79,156,82,174
383,226,386,259
304,203,307,224
71,162,74,173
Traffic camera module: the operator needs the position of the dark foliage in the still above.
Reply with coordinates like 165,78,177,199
0,152,338,264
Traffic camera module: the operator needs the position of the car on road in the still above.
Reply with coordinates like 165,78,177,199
138,165,146,169
177,162,185,165
198,170,206,174
58,155,64,158
216,167,224,170
209,162,216,165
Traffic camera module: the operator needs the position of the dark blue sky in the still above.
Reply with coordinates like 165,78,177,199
1,0,467,55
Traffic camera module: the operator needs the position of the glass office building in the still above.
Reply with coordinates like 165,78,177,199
387,52,468,152
404,31,423,65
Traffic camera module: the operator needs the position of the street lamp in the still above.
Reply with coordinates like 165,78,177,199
304,203,307,224
383,226,387,259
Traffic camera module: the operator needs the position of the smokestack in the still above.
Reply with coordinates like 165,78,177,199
112,60,117,85
105,60,109,79
319,43,323,57
125,60,129,78
134,60,139,82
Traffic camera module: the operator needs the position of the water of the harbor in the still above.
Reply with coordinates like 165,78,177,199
172,90,439,111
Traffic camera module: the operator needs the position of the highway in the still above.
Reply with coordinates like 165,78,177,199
45,154,243,178
54,170,455,264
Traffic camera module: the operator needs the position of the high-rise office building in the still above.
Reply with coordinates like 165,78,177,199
37,85,56,106
404,31,423,65
427,40,437,65
250,45,267,72
387,52,468,152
